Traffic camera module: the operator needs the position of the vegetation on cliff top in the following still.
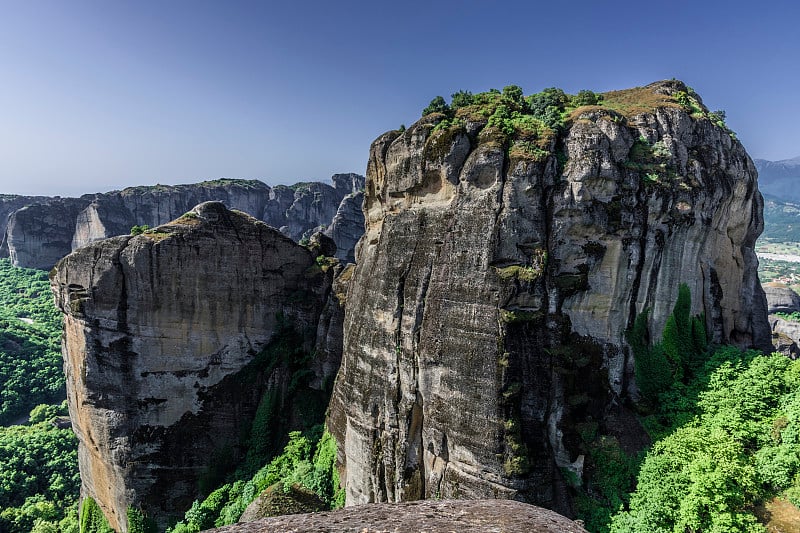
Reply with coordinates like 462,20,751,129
420,80,734,148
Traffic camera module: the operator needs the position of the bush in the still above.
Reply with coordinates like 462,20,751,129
170,427,344,530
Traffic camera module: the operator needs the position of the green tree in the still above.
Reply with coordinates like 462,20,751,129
661,284,707,380
501,85,525,106
571,89,601,106
422,96,449,116
450,90,474,110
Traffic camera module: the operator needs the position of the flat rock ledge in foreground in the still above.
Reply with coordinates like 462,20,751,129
210,500,588,532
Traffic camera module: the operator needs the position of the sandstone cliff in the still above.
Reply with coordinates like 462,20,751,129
51,202,342,531
8,175,365,269
328,81,770,513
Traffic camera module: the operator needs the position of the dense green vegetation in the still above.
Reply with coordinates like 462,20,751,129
572,285,800,532
169,427,343,532
610,351,800,532
0,402,80,533
0,260,79,532
0,259,64,425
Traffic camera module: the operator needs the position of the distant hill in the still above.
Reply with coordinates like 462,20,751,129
755,156,800,203
762,193,800,242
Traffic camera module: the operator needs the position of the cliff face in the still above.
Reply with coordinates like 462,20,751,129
7,198,92,269
328,81,770,511
51,202,341,531
0,194,49,257
7,175,365,269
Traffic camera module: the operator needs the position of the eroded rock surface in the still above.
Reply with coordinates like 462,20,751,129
212,499,588,532
51,202,339,531
8,175,365,269
328,80,770,514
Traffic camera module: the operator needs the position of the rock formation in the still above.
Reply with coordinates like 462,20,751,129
51,202,342,531
328,80,770,513
7,175,365,269
213,499,588,532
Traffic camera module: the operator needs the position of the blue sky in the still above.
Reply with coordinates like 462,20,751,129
0,0,798,196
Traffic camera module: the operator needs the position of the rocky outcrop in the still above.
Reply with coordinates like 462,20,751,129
50,202,341,531
324,191,364,263
213,500,588,532
7,176,365,269
328,81,770,513
764,282,800,314
238,483,327,523
764,283,800,357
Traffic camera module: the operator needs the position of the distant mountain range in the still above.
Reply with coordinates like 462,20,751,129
755,156,800,203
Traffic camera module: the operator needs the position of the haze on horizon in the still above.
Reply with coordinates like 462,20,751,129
1,0,798,197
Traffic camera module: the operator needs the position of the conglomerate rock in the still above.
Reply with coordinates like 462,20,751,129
50,202,339,531
211,499,588,533
328,80,770,514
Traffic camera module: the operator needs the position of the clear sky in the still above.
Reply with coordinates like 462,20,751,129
0,0,798,196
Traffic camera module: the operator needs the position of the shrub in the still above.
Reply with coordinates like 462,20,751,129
572,89,601,106
130,225,150,236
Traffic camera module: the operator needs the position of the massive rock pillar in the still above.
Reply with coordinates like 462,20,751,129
328,81,770,513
